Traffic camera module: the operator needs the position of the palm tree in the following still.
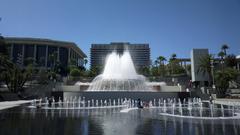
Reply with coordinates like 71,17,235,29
157,56,167,76
197,54,214,84
221,44,229,56
170,53,177,61
218,51,225,70
157,56,166,65
154,60,159,67
84,58,88,66
218,51,225,59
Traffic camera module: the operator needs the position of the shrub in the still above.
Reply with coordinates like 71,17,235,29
70,68,81,77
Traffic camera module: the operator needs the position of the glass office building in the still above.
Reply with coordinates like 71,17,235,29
90,42,150,69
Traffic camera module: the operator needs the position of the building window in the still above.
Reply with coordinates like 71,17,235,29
36,45,46,67
12,44,23,64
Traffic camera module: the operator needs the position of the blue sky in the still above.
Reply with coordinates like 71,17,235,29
0,0,240,68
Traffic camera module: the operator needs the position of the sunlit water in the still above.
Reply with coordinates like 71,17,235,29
88,51,152,91
0,105,240,135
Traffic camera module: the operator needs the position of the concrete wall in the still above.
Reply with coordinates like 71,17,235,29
58,84,184,92
160,86,181,92
51,91,190,102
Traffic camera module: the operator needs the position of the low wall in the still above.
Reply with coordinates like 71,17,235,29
52,91,190,102
57,85,184,92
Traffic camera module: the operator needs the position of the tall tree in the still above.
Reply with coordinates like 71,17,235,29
215,68,239,97
157,56,166,76
225,54,237,68
157,56,166,65
221,44,229,56
218,51,225,70
197,54,214,84
170,53,177,61
0,55,32,93
84,58,88,66
0,36,8,56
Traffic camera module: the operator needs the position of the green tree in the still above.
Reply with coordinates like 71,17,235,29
70,68,81,77
90,66,103,77
158,56,166,76
157,56,166,66
218,51,225,70
24,57,36,66
167,54,185,75
49,51,58,70
37,69,48,84
138,66,150,76
215,68,239,97
84,59,88,66
2,64,32,93
170,53,177,61
0,36,8,56
197,54,214,84
150,66,159,76
221,44,229,56
225,54,237,68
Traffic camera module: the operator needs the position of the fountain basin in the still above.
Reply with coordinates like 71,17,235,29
52,91,190,101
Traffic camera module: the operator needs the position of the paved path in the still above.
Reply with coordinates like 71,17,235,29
214,98,240,106
0,100,32,110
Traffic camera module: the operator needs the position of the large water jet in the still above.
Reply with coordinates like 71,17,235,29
87,51,152,91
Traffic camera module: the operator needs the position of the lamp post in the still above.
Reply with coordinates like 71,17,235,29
210,59,215,89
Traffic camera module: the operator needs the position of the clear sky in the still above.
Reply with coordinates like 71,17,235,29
0,0,240,68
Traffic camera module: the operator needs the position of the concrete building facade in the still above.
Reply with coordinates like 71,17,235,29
191,49,210,82
2,37,87,69
90,42,150,69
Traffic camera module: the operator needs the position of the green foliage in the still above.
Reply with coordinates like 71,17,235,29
89,66,103,77
84,59,88,66
48,51,58,69
0,36,8,56
169,53,177,61
70,68,81,77
0,55,33,93
221,44,229,55
24,57,36,66
138,66,150,76
186,64,191,76
215,68,239,97
167,59,185,75
48,71,57,79
225,54,237,68
150,66,159,76
37,69,49,84
197,54,213,79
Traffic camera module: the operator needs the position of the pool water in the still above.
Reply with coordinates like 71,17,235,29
0,105,240,135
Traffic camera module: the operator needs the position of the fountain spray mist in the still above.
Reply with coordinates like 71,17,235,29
88,50,153,91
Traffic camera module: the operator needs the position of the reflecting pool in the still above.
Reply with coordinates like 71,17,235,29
0,105,240,135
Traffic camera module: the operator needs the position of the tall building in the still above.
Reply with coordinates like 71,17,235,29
1,37,87,69
191,49,210,82
90,42,150,69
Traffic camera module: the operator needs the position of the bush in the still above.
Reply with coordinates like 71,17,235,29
70,68,81,77
215,68,239,97
37,69,48,84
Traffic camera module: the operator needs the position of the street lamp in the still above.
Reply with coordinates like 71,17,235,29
210,58,215,89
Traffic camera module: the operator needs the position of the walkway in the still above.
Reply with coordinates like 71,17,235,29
0,100,32,110
215,98,240,106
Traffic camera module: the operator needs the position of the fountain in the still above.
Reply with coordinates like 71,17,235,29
88,51,151,91
51,49,190,103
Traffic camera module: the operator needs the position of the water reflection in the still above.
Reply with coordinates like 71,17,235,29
0,107,240,135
